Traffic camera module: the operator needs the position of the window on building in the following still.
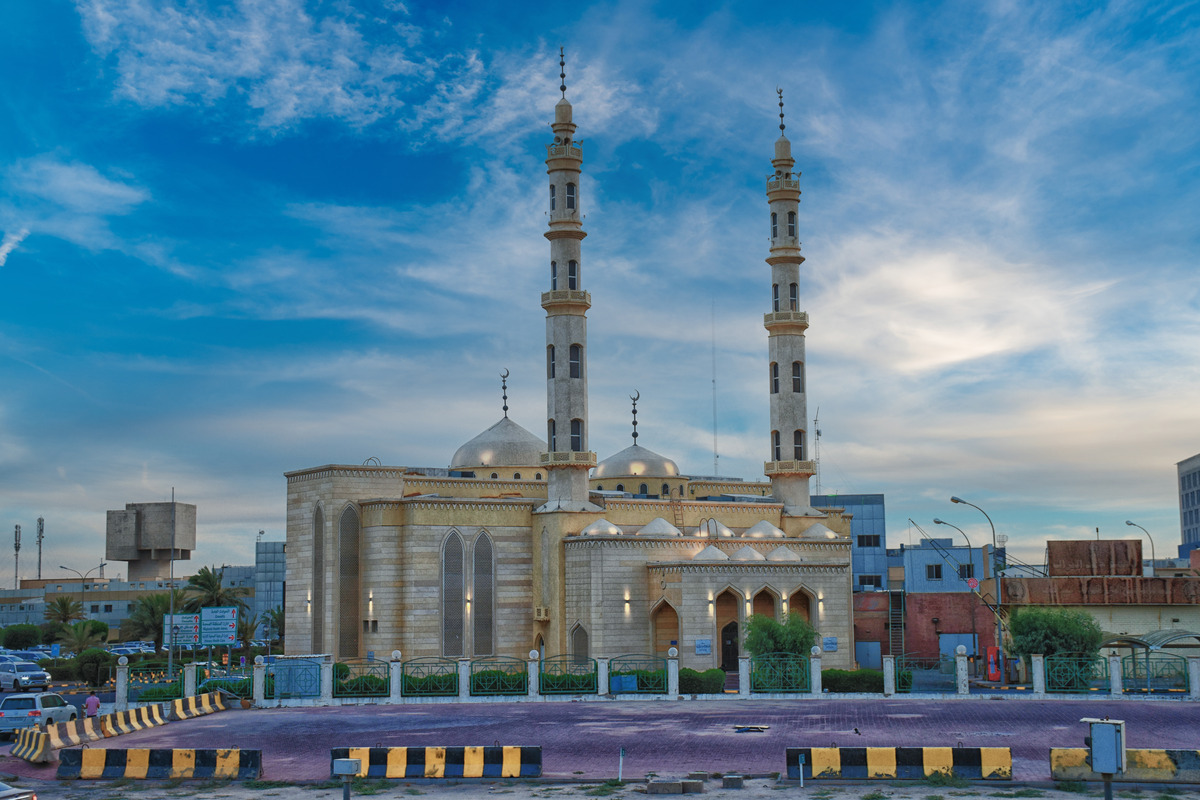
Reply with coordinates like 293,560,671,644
127,603,135,613
792,361,804,392
103,604,112,613
442,532,464,657
490,472,498,479
513,472,521,479
551,261,557,290
568,260,578,290
772,283,779,312
787,211,796,237
639,483,648,496
793,430,805,460
857,534,882,548
770,362,779,393
90,604,99,613
547,345,555,378
926,564,943,581
790,282,798,310
474,532,495,656
548,419,556,451
566,182,576,209
569,344,582,378
662,483,670,497
958,564,975,580
771,430,781,461
859,575,883,588
550,184,556,211
570,418,584,452
616,484,624,492
771,212,777,238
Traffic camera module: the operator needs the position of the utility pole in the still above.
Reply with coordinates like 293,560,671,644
168,488,176,679
13,525,20,589
36,518,44,580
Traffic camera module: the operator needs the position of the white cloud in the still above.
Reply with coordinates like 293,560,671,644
0,228,28,266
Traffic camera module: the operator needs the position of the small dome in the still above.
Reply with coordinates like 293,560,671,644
450,417,546,470
802,522,840,540
578,518,622,537
697,519,736,538
593,444,680,480
744,520,785,539
692,545,729,562
638,517,681,536
731,545,767,561
766,546,802,562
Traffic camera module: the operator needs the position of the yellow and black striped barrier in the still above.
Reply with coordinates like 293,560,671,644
1051,749,1200,782
330,746,542,778
57,748,262,780
46,716,105,749
168,691,228,721
10,727,51,763
103,705,169,735
787,747,1012,780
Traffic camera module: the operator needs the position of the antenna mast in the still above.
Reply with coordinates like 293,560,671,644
711,300,719,475
813,408,822,496
13,525,20,589
36,517,44,580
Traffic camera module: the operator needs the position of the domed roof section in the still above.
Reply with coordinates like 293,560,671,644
744,520,786,539
638,518,682,536
578,518,622,537
593,443,680,480
766,546,802,562
450,417,546,470
697,519,736,538
801,522,840,540
731,545,767,561
692,545,729,562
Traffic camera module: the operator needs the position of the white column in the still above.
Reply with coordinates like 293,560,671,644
529,652,542,699
1187,657,1200,701
457,658,471,701
115,656,129,711
183,662,198,698
1108,654,1123,696
667,648,679,699
319,658,334,704
955,645,969,695
882,655,895,696
1031,654,1046,696
738,656,751,697
252,656,266,707
389,651,403,704
810,646,822,695
596,657,608,696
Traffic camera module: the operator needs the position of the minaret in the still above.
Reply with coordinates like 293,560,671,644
541,49,597,507
763,90,816,515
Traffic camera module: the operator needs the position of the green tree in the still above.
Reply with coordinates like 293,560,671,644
124,592,183,651
264,606,285,644
58,620,105,653
182,566,249,613
76,647,115,687
1007,606,1103,660
743,613,817,657
237,612,259,651
2,623,42,650
44,596,85,626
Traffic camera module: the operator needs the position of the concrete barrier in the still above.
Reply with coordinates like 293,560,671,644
168,691,228,721
57,748,262,780
103,705,169,736
46,717,103,749
9,728,51,763
787,747,1012,780
330,746,542,778
1050,749,1200,782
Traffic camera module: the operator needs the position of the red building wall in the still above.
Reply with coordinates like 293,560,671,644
902,593,996,659
853,592,889,655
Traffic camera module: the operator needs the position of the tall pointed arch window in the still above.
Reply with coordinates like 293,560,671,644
337,505,360,659
473,532,495,656
566,182,576,210
787,211,796,237
547,345,555,378
794,429,805,460
571,624,589,662
550,184,556,211
770,362,779,394
570,418,584,452
771,212,778,238
551,261,558,290
442,532,465,657
772,430,782,461
548,419,556,451
792,361,804,393
311,505,324,652
789,283,798,311
569,344,582,378
568,260,578,290
772,284,779,312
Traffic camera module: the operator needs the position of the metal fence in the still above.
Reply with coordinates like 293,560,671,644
1121,652,1190,694
127,662,183,702
469,656,528,696
539,655,597,695
1045,654,1109,693
896,654,956,693
401,657,458,697
608,654,667,694
270,658,321,699
333,658,390,697
749,652,811,693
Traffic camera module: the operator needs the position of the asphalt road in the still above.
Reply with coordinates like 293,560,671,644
5,696,1199,783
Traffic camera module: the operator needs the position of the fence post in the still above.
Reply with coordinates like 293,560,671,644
183,662,198,698
320,657,334,704
810,646,823,695
389,651,403,704
596,657,608,697
253,655,266,707
738,656,751,697
457,659,471,701
528,651,541,700
882,655,895,696
115,656,129,711
1031,654,1046,696
956,645,969,695
667,648,679,699
1187,656,1200,701
1108,653,1123,696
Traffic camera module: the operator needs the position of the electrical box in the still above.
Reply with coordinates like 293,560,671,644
332,758,361,777
1080,717,1126,774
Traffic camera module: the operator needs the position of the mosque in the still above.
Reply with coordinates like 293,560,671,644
284,55,855,671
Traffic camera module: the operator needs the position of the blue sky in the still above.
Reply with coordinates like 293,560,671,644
2,0,1198,579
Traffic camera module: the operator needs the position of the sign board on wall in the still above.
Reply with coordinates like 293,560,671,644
695,639,712,655
822,636,838,652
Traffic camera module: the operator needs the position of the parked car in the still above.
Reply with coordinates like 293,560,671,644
0,662,50,692
7,652,45,664
0,780,35,799
0,692,76,738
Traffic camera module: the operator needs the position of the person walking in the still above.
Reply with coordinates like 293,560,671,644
84,690,100,718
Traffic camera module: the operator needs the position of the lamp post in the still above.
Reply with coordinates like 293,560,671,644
1125,521,1156,576
934,518,979,669
950,496,1003,678
59,563,107,630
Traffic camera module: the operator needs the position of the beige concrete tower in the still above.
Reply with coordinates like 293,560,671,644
763,91,817,515
541,50,597,508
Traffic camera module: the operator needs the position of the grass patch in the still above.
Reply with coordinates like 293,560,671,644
242,780,293,790
993,791,1045,798
1055,781,1088,794
584,780,624,797
863,791,889,800
927,795,945,800
925,772,969,789
404,789,425,797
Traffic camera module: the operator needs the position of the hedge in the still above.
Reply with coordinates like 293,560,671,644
821,668,885,693
678,668,726,694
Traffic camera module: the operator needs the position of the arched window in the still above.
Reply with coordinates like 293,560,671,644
490,473,498,479
597,485,603,491
514,473,521,479
550,184,556,211
566,182,576,210
568,260,578,290
337,505,360,659
442,532,464,657
792,361,804,393
772,284,779,312
569,344,582,378
770,362,779,394
570,418,584,451
535,472,542,480
794,429,805,460
571,624,589,662
662,483,670,497
789,283,798,311
639,483,648,496
787,211,796,237
547,345,555,378
772,430,781,461
311,505,324,652
771,212,778,238
548,419,556,451
473,533,495,656
616,484,625,492
551,261,557,290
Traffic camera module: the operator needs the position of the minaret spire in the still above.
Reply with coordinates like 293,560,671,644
500,369,509,418
630,391,639,444
560,47,567,98
762,89,816,517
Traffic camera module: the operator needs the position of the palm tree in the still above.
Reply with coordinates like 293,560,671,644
182,566,249,613
264,606,285,644
44,596,84,626
236,612,260,651
123,592,186,652
58,620,104,653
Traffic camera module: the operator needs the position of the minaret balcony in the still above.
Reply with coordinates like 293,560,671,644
766,178,801,200
542,289,592,311
546,144,583,171
547,144,583,159
763,310,809,332
540,450,598,468
764,459,816,478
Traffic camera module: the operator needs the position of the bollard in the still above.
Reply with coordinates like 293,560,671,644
320,658,334,704
955,645,969,695
667,647,679,699
738,656,751,698
810,646,822,695
882,655,895,696
596,657,608,697
389,651,403,704
252,655,266,707
183,662,198,698
457,658,471,701
1031,654,1046,696
1108,654,1123,696
115,656,129,712
529,651,541,699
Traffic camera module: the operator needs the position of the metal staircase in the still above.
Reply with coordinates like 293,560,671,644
888,591,905,656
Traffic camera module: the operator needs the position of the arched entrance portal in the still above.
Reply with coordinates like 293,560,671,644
720,621,739,671
714,589,740,671
787,590,813,623
752,589,776,619
652,603,679,656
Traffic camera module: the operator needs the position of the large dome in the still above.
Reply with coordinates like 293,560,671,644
592,443,680,480
450,417,546,470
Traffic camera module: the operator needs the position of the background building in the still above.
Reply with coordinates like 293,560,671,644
1179,452,1200,558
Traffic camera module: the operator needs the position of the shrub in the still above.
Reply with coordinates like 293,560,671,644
138,681,183,701
40,659,79,681
678,668,726,694
1008,607,1103,661
337,674,389,696
2,623,42,651
744,614,817,657
822,668,884,693
401,672,457,696
77,647,116,687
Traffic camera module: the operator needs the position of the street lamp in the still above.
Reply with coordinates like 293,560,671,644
934,517,979,668
950,496,1003,678
1125,520,1156,576
59,563,107,629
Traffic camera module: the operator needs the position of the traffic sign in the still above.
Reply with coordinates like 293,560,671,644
200,606,239,646
967,577,979,589
164,613,201,645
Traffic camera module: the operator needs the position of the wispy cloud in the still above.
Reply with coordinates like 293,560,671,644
0,228,28,266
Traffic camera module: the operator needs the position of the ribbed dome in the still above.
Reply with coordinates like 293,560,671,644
593,443,680,480
744,520,786,539
697,519,736,538
731,545,767,561
578,518,623,537
692,545,729,561
450,417,546,470
638,518,681,536
802,522,840,540
766,546,802,562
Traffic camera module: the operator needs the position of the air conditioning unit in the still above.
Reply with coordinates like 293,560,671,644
533,606,551,621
